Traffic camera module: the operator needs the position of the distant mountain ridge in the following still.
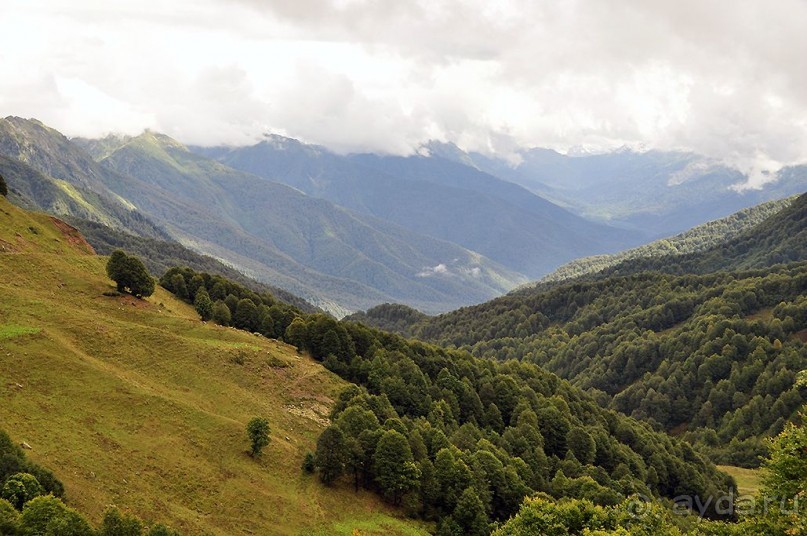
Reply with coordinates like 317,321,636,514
194,136,642,278
0,117,526,315
520,195,797,290
435,142,807,236
349,192,807,337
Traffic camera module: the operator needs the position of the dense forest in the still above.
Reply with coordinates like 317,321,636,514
349,193,807,468
405,265,807,466
494,387,807,535
160,264,734,533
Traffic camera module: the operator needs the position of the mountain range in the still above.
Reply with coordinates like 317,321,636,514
449,144,807,236
1,115,805,316
195,137,640,277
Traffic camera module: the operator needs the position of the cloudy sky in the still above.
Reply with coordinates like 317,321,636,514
2,0,806,184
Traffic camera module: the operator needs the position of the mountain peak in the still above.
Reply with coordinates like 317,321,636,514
420,140,479,169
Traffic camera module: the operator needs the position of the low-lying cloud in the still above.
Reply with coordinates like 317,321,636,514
2,0,806,187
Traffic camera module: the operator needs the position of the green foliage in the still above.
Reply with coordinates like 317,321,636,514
15,495,101,535
453,487,489,536
303,317,732,527
106,250,154,297
316,426,347,486
0,173,8,196
494,407,807,535
302,452,316,474
374,430,421,505
100,507,143,535
761,406,807,501
211,300,231,326
380,261,807,467
160,266,301,339
1,473,43,509
0,498,19,534
246,417,270,457
234,299,259,332
193,288,213,321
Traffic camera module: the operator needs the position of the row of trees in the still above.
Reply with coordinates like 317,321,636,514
159,266,300,339
159,265,735,532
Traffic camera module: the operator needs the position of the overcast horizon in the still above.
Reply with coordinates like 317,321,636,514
2,0,806,187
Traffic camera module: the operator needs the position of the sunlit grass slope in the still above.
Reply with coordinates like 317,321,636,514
0,196,428,535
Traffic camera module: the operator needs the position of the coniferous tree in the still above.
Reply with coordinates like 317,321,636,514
0,174,7,197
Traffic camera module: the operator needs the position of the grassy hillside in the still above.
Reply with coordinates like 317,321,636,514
65,216,319,313
0,196,427,535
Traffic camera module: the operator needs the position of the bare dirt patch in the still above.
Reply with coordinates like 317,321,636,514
0,238,18,253
50,217,95,254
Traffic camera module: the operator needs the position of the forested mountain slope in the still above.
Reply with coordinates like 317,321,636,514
159,262,737,532
530,196,795,287
0,195,427,535
351,194,807,467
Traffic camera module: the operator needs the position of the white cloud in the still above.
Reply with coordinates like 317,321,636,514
1,0,806,185
416,263,450,278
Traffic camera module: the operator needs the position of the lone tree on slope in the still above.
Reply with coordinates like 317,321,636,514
246,417,270,457
106,250,155,298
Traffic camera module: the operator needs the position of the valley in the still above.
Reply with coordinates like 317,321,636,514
0,121,805,536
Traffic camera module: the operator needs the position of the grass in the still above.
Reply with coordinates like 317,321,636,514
0,324,41,339
717,465,763,496
0,197,429,535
